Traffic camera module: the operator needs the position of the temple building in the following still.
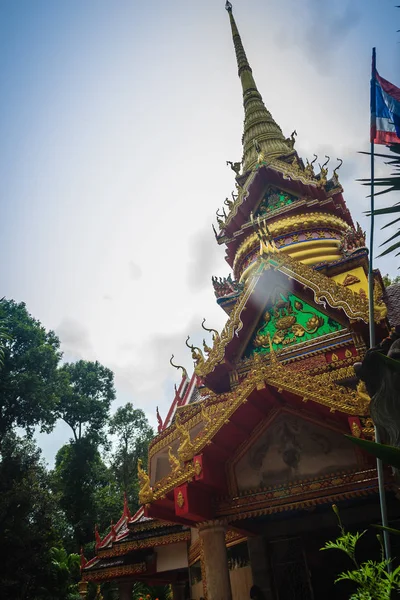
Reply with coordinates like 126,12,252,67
79,3,400,599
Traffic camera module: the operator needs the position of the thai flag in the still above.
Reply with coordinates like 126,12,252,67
371,72,400,144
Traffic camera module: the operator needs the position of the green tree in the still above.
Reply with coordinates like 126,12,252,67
0,298,11,368
53,439,112,548
0,299,62,440
109,403,154,510
57,360,116,442
48,547,81,600
0,433,62,600
382,273,400,287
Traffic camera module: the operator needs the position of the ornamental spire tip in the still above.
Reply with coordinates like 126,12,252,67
225,1,232,12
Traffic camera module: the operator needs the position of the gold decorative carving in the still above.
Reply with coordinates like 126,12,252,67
345,349,353,358
176,491,185,508
361,417,375,440
351,421,362,438
175,413,195,462
217,469,381,522
233,212,351,275
168,446,181,476
194,459,202,477
331,353,339,362
82,562,147,582
200,403,212,430
137,459,153,505
342,273,361,286
195,252,376,379
186,336,205,369
374,280,388,321
78,581,88,598
356,381,370,408
98,531,190,558
148,353,369,503
194,262,260,377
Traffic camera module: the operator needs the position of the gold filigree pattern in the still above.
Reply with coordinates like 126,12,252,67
168,446,181,476
217,469,382,521
138,459,153,505
82,562,147,582
233,212,351,275
149,353,369,503
195,253,380,379
194,264,263,377
98,531,191,558
176,414,196,462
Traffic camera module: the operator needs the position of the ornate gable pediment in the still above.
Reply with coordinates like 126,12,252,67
195,252,385,380
255,186,300,218
230,409,361,496
244,289,343,358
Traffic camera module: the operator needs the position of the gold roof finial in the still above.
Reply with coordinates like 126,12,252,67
170,354,188,380
225,3,295,172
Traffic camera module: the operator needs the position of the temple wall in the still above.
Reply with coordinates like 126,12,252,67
156,541,188,572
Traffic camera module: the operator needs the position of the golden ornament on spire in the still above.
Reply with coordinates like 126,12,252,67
226,3,295,172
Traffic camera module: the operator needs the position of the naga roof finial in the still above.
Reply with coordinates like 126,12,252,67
201,318,219,339
170,354,188,380
225,1,233,12
333,158,343,177
185,336,204,366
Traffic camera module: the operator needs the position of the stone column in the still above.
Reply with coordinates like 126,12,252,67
198,520,232,600
118,581,133,600
171,581,186,600
247,536,274,600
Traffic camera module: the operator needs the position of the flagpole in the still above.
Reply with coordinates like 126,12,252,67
369,46,391,565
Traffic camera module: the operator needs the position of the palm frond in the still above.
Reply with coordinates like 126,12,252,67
377,240,400,258
379,229,400,246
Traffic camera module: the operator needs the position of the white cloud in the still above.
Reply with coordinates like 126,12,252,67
2,0,398,464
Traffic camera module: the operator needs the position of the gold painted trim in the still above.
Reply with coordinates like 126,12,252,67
98,531,190,558
82,562,147,582
148,352,368,502
195,253,381,379
233,213,350,274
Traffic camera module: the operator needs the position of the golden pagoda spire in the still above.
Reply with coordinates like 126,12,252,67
225,2,295,172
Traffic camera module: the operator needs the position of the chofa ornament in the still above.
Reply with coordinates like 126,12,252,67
137,459,153,504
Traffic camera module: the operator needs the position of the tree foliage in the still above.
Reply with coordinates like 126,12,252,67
383,273,400,287
0,433,62,599
58,360,116,442
0,298,155,596
321,506,400,599
109,403,154,510
0,299,61,439
53,439,111,547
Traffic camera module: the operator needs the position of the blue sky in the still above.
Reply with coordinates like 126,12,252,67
1,0,399,464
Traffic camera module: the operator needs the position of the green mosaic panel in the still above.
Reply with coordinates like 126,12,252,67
244,292,343,357
256,187,298,216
